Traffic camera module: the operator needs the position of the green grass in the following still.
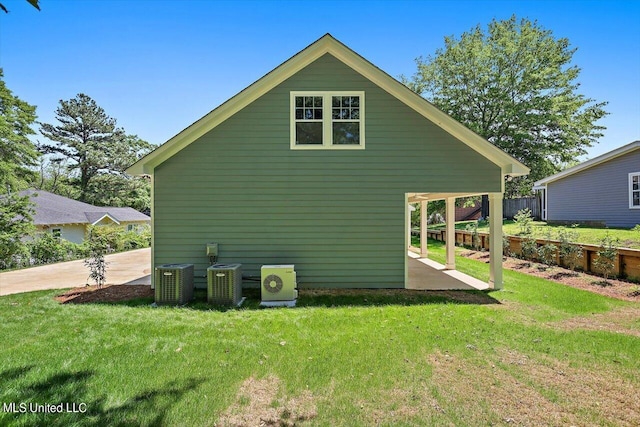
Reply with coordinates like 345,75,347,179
1,241,639,426
428,220,640,249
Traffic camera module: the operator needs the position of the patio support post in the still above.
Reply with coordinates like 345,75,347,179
420,200,428,257
445,197,455,270
407,202,412,249
489,192,504,289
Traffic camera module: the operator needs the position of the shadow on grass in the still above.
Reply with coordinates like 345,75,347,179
96,287,500,312
0,365,205,426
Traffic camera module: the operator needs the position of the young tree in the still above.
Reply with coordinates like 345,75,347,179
39,94,154,208
0,69,39,268
403,16,608,196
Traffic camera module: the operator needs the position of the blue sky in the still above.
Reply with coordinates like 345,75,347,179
1,0,638,160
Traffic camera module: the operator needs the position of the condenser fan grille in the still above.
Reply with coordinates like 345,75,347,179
263,274,283,293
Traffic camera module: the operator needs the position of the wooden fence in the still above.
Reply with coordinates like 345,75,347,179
425,229,640,282
503,197,541,219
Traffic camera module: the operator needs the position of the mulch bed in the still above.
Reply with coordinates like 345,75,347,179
461,249,640,302
55,284,153,304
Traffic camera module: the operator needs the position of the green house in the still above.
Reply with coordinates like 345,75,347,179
127,34,528,291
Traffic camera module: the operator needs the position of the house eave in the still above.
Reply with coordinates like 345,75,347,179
534,140,640,187
126,33,529,178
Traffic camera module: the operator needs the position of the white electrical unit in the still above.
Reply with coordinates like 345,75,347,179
260,264,297,307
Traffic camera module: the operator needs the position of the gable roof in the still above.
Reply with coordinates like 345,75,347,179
127,34,528,177
20,190,150,226
533,140,640,189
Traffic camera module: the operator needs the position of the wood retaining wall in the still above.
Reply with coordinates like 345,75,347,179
425,229,640,281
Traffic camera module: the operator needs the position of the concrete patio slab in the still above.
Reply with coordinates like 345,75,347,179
407,252,489,291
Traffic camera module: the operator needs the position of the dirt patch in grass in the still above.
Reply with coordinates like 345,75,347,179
217,375,317,426
55,284,153,304
461,249,640,302
427,349,640,426
554,306,640,337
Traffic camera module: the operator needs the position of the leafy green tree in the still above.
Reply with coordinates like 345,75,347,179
0,69,39,192
0,0,39,13
403,16,608,196
0,194,34,269
39,95,154,208
0,68,39,268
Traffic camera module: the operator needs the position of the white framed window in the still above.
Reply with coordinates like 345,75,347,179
290,91,365,149
630,172,640,209
127,224,136,232
52,228,62,239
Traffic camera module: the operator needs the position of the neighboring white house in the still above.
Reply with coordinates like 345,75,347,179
21,190,151,244
533,140,640,228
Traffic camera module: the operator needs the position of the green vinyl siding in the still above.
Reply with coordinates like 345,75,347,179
154,54,501,288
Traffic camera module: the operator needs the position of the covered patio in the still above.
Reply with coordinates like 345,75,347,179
406,252,488,291
405,192,503,290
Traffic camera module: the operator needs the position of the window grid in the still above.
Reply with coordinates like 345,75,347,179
291,91,364,149
631,173,640,208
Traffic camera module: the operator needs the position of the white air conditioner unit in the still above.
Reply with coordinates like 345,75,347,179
207,263,243,306
154,264,194,305
261,264,297,306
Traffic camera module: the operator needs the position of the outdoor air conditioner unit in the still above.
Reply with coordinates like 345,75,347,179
261,264,297,307
154,264,194,305
207,263,243,306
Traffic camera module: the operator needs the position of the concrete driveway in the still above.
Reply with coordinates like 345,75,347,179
0,248,151,296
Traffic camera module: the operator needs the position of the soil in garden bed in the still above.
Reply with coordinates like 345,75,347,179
461,250,640,302
55,284,153,304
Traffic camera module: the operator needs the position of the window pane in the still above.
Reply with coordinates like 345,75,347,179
351,108,360,119
295,97,303,108
314,109,323,120
350,96,359,107
342,96,350,106
332,96,340,107
634,193,640,206
295,109,303,120
296,122,323,144
342,108,349,119
332,108,340,119
305,97,314,107
332,122,360,145
314,96,323,107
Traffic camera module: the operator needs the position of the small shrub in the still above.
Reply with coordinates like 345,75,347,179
465,221,482,251
537,229,557,266
557,226,583,271
513,208,533,235
519,234,538,261
503,234,511,257
593,234,619,282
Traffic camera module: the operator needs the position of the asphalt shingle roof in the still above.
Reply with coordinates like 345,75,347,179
20,190,150,226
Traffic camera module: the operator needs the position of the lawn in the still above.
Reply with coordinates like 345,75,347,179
1,242,639,426
429,220,640,249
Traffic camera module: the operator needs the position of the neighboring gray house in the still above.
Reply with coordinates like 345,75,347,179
533,140,640,228
21,190,151,244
